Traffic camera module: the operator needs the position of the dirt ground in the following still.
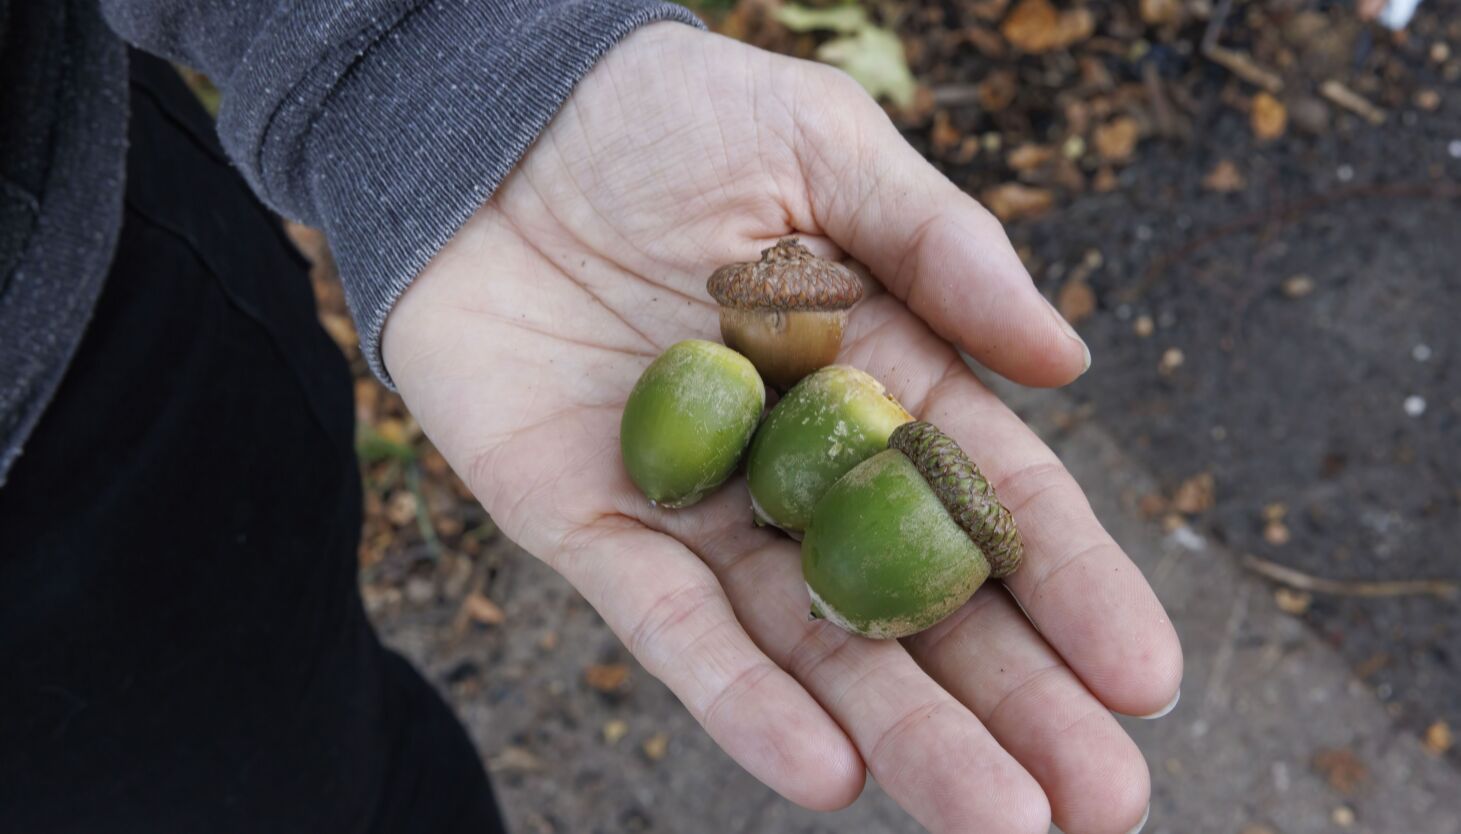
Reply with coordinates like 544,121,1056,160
271,0,1461,829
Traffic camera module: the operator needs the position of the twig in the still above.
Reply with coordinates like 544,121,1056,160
1320,79,1387,125
1201,0,1284,93
1244,555,1459,600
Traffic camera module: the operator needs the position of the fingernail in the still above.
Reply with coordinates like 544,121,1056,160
1048,301,1092,375
1125,804,1151,834
1139,689,1180,720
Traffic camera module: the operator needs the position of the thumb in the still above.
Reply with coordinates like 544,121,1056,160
792,70,1089,387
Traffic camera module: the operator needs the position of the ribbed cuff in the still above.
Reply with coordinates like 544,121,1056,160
274,0,704,386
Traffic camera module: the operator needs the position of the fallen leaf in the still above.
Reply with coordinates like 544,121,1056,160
1138,492,1168,518
1001,0,1094,53
1251,92,1288,140
385,490,418,527
816,27,918,108
774,4,867,34
1202,159,1246,192
1140,0,1184,26
1275,587,1312,614
1007,144,1056,172
1093,117,1140,162
1172,472,1214,514
1312,747,1368,796
931,111,962,156
978,69,1019,112
585,663,631,693
1056,279,1096,325
641,732,670,762
981,183,1055,221
464,591,506,626
603,719,629,744
1424,721,1454,755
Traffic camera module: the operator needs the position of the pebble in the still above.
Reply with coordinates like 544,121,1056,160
1332,806,1356,828
1336,164,1354,182
1450,140,1461,159
1412,343,1432,362
1134,315,1155,338
1404,395,1427,417
1136,224,1154,241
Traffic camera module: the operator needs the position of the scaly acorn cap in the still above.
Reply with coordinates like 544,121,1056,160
706,238,864,312
888,421,1023,578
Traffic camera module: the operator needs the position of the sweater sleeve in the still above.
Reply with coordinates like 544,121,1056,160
99,0,704,384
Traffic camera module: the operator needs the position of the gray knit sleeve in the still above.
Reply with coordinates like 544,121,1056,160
100,0,704,384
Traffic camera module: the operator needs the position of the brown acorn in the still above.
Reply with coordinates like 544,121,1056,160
706,238,863,390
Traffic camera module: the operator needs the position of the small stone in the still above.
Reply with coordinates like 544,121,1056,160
404,576,435,606
1275,587,1311,614
1282,275,1316,298
1404,395,1427,417
641,732,670,762
1413,344,1433,362
1415,89,1442,111
1062,134,1086,159
1433,42,1453,64
538,630,560,652
603,719,630,744
1134,315,1155,337
1449,140,1461,159
1332,806,1356,827
1425,720,1454,755
1202,159,1246,192
1172,471,1214,514
1240,824,1278,834
1158,347,1185,376
1264,520,1292,546
1263,502,1288,522
1336,164,1355,182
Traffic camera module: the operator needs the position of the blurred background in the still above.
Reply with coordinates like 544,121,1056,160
202,0,1461,830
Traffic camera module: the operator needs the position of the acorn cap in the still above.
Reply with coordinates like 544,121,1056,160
888,421,1023,578
707,238,864,312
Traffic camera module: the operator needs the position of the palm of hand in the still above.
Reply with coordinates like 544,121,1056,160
384,24,1180,834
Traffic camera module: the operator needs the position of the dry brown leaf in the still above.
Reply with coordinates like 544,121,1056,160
1092,166,1118,192
931,111,962,156
642,732,670,762
978,68,1018,112
1093,117,1140,162
1251,92,1288,141
1424,721,1454,755
1140,0,1184,26
1312,747,1368,796
464,590,506,626
585,663,631,693
1000,0,1093,54
1007,144,1056,172
1202,159,1246,192
981,183,1055,221
1172,472,1214,514
1056,279,1096,325
1138,492,1168,518
1274,587,1312,614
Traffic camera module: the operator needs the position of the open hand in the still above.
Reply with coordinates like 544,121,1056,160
382,23,1181,834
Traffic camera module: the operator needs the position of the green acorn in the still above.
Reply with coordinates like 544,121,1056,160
801,421,1023,639
744,365,912,534
620,340,765,508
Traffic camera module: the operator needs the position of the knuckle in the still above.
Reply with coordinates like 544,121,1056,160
625,579,724,665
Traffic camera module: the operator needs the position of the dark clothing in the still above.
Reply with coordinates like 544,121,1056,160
0,0,701,485
0,54,506,834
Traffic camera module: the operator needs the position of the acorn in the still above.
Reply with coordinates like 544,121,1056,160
706,238,864,390
745,366,912,535
620,340,765,508
801,421,1023,639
